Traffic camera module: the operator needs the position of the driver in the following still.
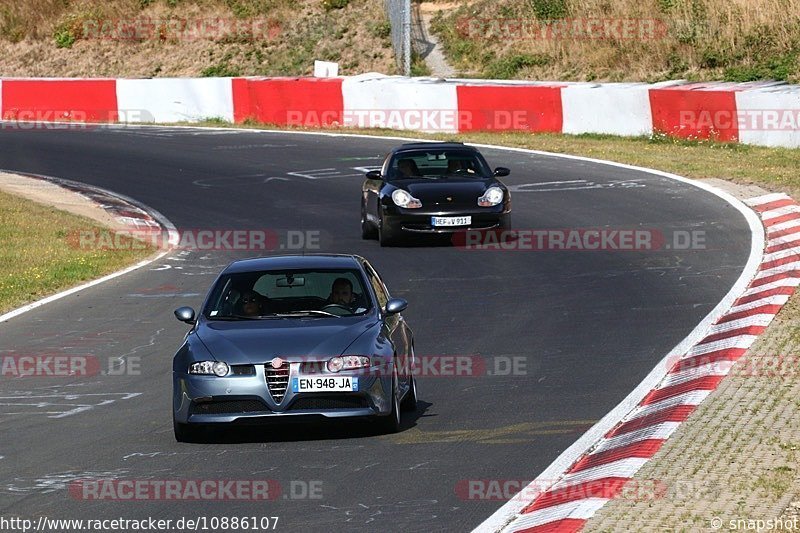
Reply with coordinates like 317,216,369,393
447,158,475,174
238,290,265,316
328,278,355,307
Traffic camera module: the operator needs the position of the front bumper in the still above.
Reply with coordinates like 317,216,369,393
383,206,511,234
173,362,393,425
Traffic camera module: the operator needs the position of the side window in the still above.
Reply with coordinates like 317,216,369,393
364,264,389,309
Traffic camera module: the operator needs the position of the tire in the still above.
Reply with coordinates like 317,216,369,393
361,209,376,240
401,375,418,412
378,215,396,247
377,367,401,433
173,418,203,443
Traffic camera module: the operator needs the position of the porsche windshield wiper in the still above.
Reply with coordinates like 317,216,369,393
276,310,341,318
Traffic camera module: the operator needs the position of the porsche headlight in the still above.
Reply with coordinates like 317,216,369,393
478,186,504,207
327,356,370,373
391,189,422,209
189,361,230,377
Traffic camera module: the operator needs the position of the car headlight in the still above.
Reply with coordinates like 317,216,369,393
327,356,370,373
478,186,504,207
189,361,230,377
391,189,422,209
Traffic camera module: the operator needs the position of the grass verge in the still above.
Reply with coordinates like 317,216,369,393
0,188,156,314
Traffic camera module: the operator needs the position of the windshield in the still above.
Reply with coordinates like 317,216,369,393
203,268,372,319
387,149,492,180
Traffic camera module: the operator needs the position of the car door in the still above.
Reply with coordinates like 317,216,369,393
362,260,413,394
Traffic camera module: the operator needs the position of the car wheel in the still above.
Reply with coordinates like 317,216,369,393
361,209,376,240
378,215,396,247
401,375,418,412
173,418,203,443
377,367,401,433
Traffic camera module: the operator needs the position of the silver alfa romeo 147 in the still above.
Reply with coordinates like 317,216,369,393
171,254,417,441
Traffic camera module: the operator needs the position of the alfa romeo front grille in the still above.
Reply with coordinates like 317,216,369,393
265,364,290,403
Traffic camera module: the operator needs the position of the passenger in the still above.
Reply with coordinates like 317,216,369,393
396,158,420,177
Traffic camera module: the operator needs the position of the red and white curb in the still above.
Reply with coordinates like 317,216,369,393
0,171,178,324
477,192,800,532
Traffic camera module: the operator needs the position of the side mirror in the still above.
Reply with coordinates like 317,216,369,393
174,306,196,324
366,170,383,180
493,167,510,177
384,298,408,315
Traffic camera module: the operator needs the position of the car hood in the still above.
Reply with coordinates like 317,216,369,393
395,178,494,204
195,317,378,365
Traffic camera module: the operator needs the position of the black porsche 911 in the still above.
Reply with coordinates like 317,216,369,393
361,142,512,246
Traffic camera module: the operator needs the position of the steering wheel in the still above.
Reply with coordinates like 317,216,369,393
321,303,353,315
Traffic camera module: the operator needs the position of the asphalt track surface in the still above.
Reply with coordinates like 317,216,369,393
0,126,752,532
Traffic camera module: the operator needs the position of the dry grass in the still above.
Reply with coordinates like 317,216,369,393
0,0,396,77
430,0,800,82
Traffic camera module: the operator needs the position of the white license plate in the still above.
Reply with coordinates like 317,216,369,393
431,216,472,227
292,376,358,393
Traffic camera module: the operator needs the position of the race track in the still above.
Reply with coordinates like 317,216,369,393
0,126,753,532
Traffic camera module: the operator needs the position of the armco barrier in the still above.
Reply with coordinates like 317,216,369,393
456,83,564,132
561,83,655,136
649,82,741,142
341,75,458,133
232,77,343,126
0,74,798,148
116,78,234,123
1,78,118,122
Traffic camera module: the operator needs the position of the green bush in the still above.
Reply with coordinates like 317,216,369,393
322,0,349,11
201,63,242,77
528,0,568,20
485,53,550,79
53,28,76,48
370,20,391,40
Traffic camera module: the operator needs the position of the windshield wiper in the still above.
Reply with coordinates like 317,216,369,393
276,310,341,318
208,314,280,320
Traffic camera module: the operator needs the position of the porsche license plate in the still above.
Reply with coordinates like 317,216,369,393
292,377,358,393
431,216,471,227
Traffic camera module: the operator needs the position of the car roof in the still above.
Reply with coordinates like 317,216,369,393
222,254,364,274
392,142,475,154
